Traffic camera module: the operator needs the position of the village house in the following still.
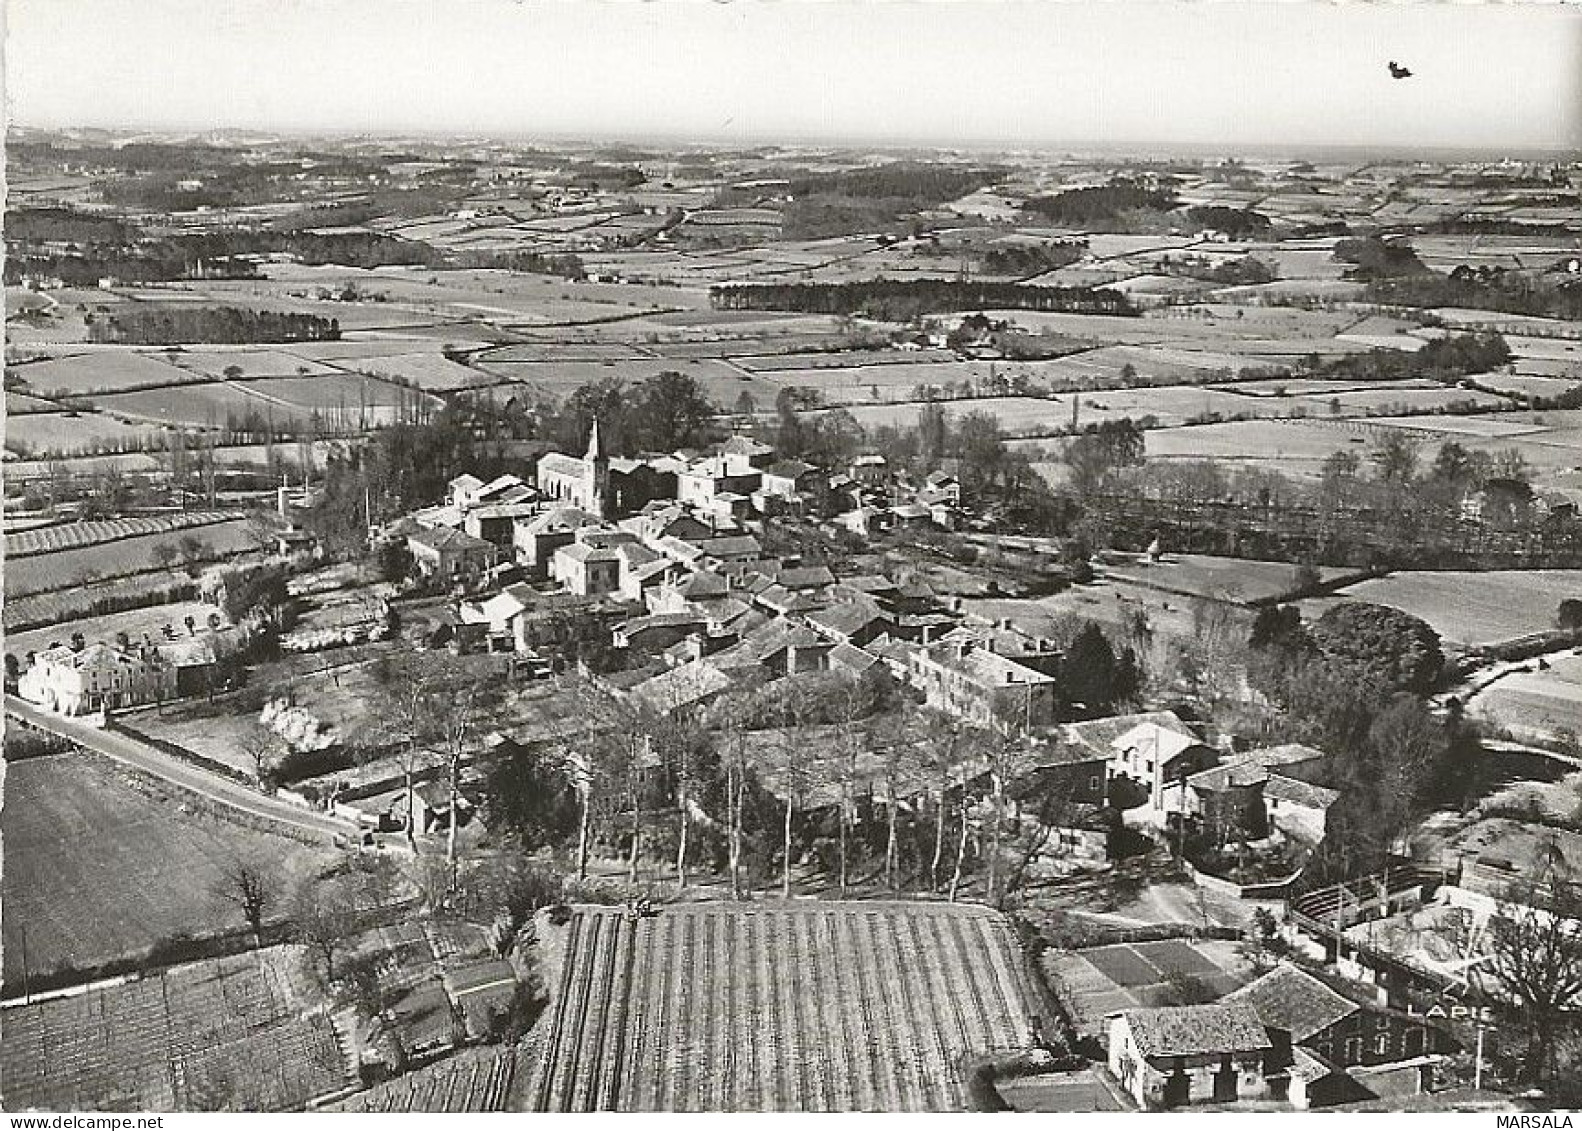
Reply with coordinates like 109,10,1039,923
1108,1003,1275,1109
19,642,178,715
1223,964,1456,1087
908,638,1060,730
513,506,602,575
1067,711,1218,819
1186,744,1339,848
406,525,496,582
676,454,763,510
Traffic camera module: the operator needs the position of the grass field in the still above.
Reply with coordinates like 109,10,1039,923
1470,655,1582,744
4,518,256,598
0,945,350,1111
472,356,771,405
0,751,334,988
8,350,192,394
7,410,167,457
528,901,1045,1112
1301,570,1582,648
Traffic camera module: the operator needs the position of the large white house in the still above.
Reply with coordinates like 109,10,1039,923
19,643,178,715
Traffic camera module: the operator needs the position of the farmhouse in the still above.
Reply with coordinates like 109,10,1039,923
19,642,177,715
1186,744,1339,847
1067,712,1217,818
1108,1003,1275,1109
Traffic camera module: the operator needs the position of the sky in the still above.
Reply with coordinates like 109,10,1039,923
7,0,1581,154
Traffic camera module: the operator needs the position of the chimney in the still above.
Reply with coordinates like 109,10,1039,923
277,485,289,518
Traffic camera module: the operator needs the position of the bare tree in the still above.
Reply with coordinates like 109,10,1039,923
239,722,281,787
1483,850,1582,1085
213,854,278,948
291,876,361,982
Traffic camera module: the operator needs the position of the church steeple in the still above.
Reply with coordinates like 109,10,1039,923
586,419,610,518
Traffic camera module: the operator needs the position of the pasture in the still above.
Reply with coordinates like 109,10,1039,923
528,901,1045,1112
0,751,333,989
7,350,193,395
6,410,166,457
1302,570,1582,649
0,945,350,1111
1044,939,1247,1040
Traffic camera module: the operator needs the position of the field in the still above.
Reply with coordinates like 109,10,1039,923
1044,939,1247,1040
1102,551,1361,605
472,355,771,405
3,569,199,633
1,751,334,989
0,946,351,1111
528,901,1045,1112
4,517,257,598
5,510,243,558
1469,653,1582,743
8,350,194,394
1301,569,1582,648
6,410,166,457
332,1047,524,1112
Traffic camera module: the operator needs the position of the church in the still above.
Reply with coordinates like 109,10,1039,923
535,421,670,519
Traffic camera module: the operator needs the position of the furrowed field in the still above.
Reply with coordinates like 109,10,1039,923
529,902,1044,1112
0,946,351,1111
5,517,257,598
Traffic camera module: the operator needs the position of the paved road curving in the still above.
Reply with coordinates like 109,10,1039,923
6,694,356,842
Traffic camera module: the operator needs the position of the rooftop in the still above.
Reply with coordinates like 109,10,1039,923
1121,1003,1272,1059
1221,964,1358,1044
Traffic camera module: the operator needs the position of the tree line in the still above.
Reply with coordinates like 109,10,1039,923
711,279,1139,320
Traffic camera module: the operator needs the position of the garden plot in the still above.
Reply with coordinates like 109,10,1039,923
1044,940,1247,1040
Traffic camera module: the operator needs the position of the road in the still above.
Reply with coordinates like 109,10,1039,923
6,694,356,842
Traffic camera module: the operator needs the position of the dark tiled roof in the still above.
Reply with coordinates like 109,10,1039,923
1122,1004,1272,1059
1221,964,1358,1043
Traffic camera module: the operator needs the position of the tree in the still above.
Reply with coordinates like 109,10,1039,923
1062,419,1145,497
239,722,281,786
1557,599,1582,632
291,875,362,982
212,854,278,948
1483,853,1582,1085
480,739,581,853
1310,601,1443,694
1061,622,1133,715
1370,431,1420,486
637,370,714,452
